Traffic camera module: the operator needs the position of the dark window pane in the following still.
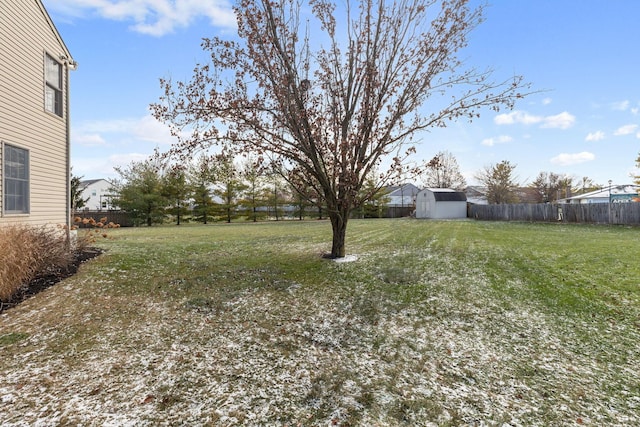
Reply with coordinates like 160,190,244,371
3,144,29,213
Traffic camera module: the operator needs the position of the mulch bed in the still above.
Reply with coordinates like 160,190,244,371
0,248,104,313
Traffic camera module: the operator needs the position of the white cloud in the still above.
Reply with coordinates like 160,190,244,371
71,153,152,179
550,152,595,166
542,97,552,105
481,135,513,147
44,0,236,36
71,153,151,179
131,115,179,144
108,152,152,166
73,115,179,146
540,111,576,129
632,107,639,116
494,111,543,126
71,116,188,177
611,100,630,111
494,110,575,129
585,131,605,142
72,132,107,146
614,124,638,136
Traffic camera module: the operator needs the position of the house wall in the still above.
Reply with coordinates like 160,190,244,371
388,194,416,208
0,0,72,227
579,198,608,204
81,180,115,211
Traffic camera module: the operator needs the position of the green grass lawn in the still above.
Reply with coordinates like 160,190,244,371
1,219,639,425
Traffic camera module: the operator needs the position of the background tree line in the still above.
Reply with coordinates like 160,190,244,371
103,146,609,228
108,151,406,226
475,160,602,204
415,150,603,206
108,154,300,226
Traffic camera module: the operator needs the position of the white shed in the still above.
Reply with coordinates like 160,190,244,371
416,188,467,219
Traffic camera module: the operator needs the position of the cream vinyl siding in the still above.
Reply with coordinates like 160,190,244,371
0,0,73,227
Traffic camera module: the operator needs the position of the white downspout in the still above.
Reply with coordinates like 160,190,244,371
63,57,77,245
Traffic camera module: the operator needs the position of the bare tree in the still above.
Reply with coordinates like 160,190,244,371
532,173,602,202
529,171,560,203
422,150,467,190
152,0,529,257
634,153,640,187
575,176,600,195
264,172,289,221
476,160,519,204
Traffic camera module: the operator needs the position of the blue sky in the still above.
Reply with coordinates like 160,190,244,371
43,0,640,187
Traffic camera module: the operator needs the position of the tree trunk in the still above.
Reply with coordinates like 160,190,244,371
329,212,348,258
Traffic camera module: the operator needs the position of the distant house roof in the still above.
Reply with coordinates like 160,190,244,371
464,186,487,204
384,183,421,198
560,184,639,203
383,183,421,207
80,179,110,188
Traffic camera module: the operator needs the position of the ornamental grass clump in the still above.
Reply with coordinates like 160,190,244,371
72,216,120,242
0,224,74,303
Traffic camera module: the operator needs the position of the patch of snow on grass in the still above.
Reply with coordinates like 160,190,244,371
2,225,639,426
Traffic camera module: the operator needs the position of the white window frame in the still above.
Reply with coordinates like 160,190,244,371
2,143,30,215
45,53,63,117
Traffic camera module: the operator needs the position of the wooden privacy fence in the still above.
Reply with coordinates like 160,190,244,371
385,206,414,218
73,210,134,227
469,203,640,225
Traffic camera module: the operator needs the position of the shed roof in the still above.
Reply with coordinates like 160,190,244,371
423,188,467,202
433,191,467,202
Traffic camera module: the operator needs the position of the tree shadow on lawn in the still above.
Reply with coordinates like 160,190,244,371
0,248,104,313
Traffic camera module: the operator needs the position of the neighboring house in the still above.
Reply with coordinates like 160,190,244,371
382,183,420,218
384,183,420,207
415,188,467,219
79,179,116,211
559,184,639,204
0,0,76,227
465,186,488,205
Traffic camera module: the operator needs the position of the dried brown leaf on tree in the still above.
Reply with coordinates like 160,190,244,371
151,0,532,257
